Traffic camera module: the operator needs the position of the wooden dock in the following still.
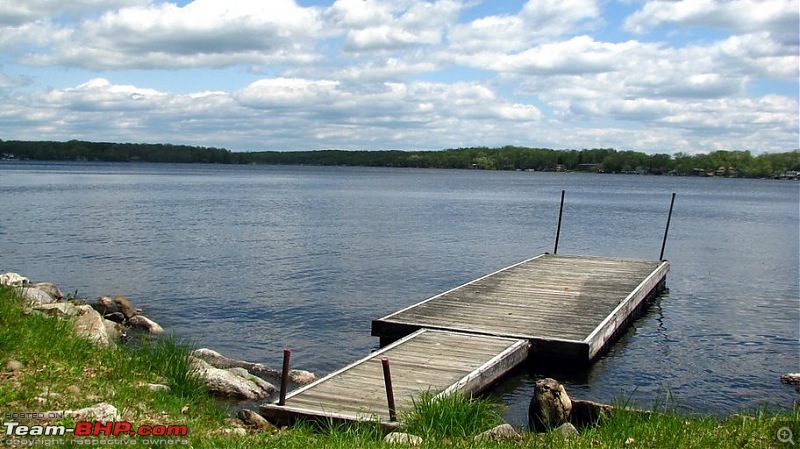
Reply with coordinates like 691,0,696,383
262,253,669,426
261,329,529,427
372,253,670,363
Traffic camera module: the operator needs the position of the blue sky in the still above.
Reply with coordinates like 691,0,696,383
0,0,797,154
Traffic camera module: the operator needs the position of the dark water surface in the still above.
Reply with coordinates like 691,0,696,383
2,162,798,426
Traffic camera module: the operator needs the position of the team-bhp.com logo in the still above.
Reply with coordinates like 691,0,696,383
3,420,189,445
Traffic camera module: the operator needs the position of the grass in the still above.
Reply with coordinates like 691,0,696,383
402,390,505,440
1,284,797,448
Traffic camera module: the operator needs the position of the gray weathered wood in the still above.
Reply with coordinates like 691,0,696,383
372,253,669,363
260,329,529,426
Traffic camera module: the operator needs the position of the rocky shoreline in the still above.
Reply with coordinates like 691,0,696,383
1,272,316,403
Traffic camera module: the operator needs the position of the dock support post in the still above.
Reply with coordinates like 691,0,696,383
659,193,676,260
381,357,397,421
554,189,565,254
279,349,291,406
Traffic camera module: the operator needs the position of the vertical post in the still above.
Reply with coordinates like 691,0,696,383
660,193,676,261
278,348,291,406
554,189,566,254
381,357,397,421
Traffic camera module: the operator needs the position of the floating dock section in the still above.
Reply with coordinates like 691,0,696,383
372,253,670,363
263,253,669,426
261,329,529,427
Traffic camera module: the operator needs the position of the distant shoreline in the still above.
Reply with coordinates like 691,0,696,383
1,139,798,179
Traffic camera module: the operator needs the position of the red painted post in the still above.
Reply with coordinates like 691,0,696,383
278,348,291,406
381,357,397,421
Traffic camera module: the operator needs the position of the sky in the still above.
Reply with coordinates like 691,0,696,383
0,0,798,154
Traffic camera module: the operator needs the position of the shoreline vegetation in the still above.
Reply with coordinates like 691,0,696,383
2,285,798,448
1,139,799,179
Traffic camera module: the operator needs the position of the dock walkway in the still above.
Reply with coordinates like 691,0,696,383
261,328,529,427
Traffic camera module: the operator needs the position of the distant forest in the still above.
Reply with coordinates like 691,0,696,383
1,139,799,178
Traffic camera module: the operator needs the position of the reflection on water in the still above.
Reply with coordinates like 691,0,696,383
1,162,798,426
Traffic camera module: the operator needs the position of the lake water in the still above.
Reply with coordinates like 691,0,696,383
1,161,798,426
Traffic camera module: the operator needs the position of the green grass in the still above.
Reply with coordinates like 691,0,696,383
402,390,505,440
1,284,796,448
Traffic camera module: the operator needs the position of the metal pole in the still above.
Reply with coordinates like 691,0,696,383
659,193,676,260
554,189,565,254
381,357,397,421
278,348,291,406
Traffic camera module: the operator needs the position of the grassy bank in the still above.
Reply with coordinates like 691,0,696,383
1,285,796,448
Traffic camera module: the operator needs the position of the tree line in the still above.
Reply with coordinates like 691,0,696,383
1,139,798,178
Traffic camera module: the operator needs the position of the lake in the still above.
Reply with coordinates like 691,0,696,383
1,161,797,426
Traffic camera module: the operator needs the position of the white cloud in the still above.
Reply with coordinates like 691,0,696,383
10,0,324,69
0,0,147,25
625,0,799,45
327,0,463,52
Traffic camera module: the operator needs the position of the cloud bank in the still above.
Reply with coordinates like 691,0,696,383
0,0,797,153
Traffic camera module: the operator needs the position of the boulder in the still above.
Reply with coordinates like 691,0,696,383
781,373,800,385
384,432,423,446
73,305,112,346
555,422,580,438
104,319,124,342
113,296,137,319
237,409,276,431
127,315,164,334
33,302,78,318
192,348,315,384
225,367,277,395
570,399,613,428
0,272,29,286
91,296,120,316
32,282,63,301
190,358,275,400
19,287,55,305
474,423,520,442
528,378,572,432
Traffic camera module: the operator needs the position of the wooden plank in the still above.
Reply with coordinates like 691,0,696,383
260,329,529,426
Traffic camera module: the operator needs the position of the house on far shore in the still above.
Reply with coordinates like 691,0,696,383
1,153,15,160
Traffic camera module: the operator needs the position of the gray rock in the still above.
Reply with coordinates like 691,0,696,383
237,409,276,431
60,402,120,423
192,348,315,384
570,399,613,427
104,319,124,342
19,287,55,305
33,302,78,317
0,272,29,286
145,383,171,392
384,432,423,446
555,422,580,438
127,315,164,334
104,312,126,323
225,367,277,395
474,423,519,442
6,360,23,371
781,373,800,385
91,296,120,316
528,378,572,432
32,282,63,301
113,296,137,319
73,305,112,346
190,358,275,400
